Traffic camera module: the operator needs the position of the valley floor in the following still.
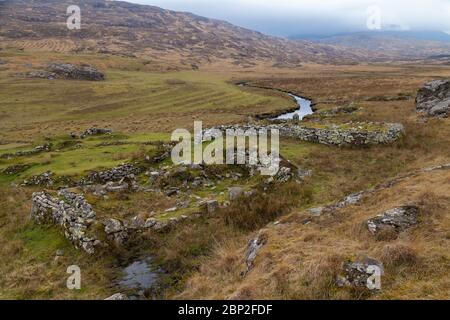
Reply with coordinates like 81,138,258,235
0,48,449,299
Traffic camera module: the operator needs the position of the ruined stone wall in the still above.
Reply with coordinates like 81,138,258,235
30,190,100,254
204,122,404,147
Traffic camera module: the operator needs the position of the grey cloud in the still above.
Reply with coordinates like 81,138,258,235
129,0,450,36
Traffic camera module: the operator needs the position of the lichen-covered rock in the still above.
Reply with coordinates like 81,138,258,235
337,257,384,290
81,163,142,185
416,79,450,117
200,199,219,214
23,171,55,187
367,205,419,235
103,218,129,246
204,122,404,147
80,127,113,139
245,232,268,273
48,63,105,81
229,187,244,201
104,293,129,300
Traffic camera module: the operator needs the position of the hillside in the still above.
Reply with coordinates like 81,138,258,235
0,0,386,68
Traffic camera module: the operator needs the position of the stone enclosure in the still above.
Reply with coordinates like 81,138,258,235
205,122,404,147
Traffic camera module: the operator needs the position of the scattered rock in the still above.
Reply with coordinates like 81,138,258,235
367,205,419,236
416,79,450,117
104,293,129,300
48,63,105,81
308,207,324,217
337,257,384,290
1,164,31,175
229,187,244,201
80,127,113,139
103,218,129,246
245,232,268,274
335,191,366,209
274,166,294,182
22,171,55,187
200,199,219,214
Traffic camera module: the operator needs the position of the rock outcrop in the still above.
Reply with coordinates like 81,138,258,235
31,190,100,254
338,257,384,290
244,232,268,274
416,79,450,117
28,63,105,81
367,205,419,236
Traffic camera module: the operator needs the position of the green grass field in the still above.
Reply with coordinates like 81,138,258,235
0,49,295,142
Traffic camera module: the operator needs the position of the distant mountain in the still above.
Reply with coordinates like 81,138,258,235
292,31,450,42
0,0,383,68
290,31,450,60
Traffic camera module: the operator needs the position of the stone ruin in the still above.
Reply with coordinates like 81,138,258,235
204,122,404,147
30,187,196,253
0,142,51,159
30,190,101,254
80,127,113,139
27,63,105,81
23,171,55,187
80,163,142,185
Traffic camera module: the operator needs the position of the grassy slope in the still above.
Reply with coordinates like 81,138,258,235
175,65,450,300
1,47,450,299
0,49,295,142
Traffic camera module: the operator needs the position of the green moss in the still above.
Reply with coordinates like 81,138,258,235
15,224,78,262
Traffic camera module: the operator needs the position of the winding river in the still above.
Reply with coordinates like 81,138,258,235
238,82,314,120
272,94,314,120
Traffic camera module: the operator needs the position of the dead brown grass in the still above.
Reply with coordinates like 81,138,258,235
175,167,450,300
0,187,116,299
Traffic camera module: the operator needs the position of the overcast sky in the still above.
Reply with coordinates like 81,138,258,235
127,0,450,36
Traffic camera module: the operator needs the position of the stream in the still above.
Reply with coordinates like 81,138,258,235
115,85,313,299
118,257,161,299
272,94,314,120
238,82,314,120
